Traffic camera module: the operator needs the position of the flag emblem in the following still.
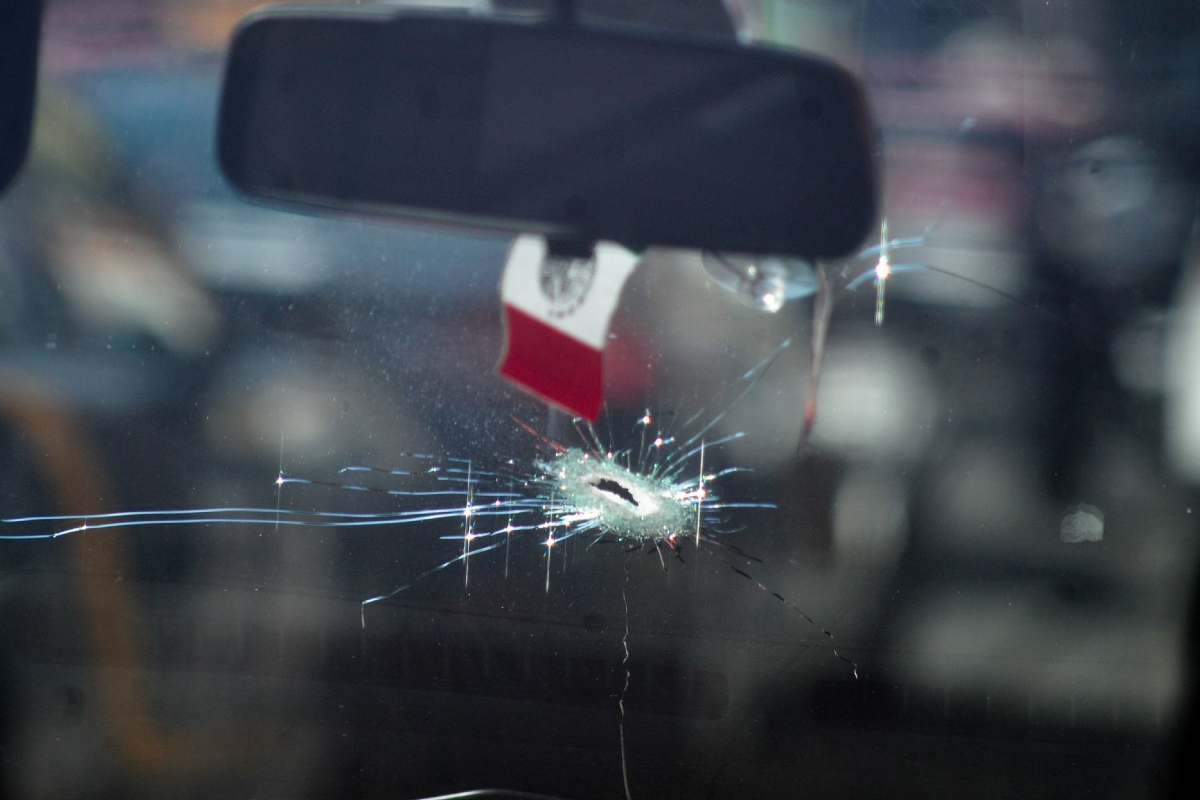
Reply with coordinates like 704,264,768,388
498,235,638,421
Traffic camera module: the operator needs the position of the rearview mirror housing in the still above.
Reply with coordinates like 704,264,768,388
218,6,877,259
0,0,41,195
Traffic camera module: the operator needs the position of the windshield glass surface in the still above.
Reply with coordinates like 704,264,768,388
1,2,1198,799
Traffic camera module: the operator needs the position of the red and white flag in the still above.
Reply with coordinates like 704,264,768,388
497,235,638,421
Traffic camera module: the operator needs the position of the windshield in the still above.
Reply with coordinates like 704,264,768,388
1,2,1198,799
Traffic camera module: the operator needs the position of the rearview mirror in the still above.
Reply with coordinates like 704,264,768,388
0,0,41,195
218,6,877,259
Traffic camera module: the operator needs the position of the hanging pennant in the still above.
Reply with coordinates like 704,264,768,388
498,235,638,421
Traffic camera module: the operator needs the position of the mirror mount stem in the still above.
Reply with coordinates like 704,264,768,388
552,0,578,27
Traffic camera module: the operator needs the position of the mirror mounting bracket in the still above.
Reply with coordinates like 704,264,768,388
545,236,597,260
